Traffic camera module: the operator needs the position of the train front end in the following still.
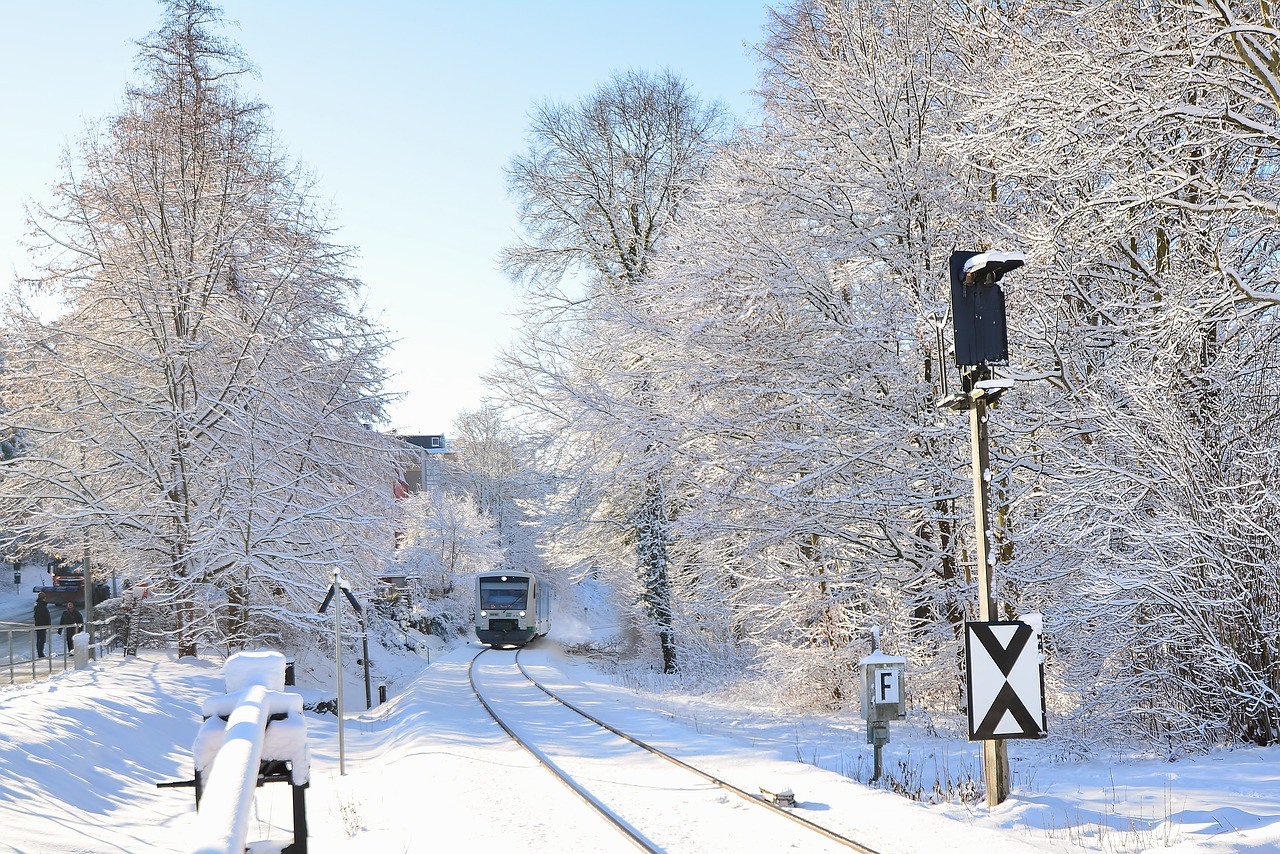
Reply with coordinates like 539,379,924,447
475,572,539,647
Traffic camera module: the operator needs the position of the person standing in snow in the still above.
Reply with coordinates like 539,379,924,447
33,592,51,657
59,601,82,651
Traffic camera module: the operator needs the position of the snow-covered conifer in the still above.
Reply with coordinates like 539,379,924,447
0,0,401,657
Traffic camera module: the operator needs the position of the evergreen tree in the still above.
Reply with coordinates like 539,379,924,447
0,0,400,656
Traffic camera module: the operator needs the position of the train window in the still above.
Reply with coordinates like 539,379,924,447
479,579,528,610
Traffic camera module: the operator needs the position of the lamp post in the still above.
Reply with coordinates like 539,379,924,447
82,544,94,661
332,568,345,776
318,569,367,774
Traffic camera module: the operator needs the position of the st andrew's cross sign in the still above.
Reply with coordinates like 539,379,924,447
965,620,1047,741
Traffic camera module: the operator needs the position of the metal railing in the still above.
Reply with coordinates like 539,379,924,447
0,616,125,685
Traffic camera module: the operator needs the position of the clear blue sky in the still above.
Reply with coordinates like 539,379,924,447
0,1,770,434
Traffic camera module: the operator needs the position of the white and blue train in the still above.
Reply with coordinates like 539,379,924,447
475,571,551,647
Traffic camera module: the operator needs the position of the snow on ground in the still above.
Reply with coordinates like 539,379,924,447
0,570,1275,853
563,649,1280,854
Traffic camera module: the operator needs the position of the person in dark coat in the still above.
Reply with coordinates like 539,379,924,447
59,601,82,651
33,592,51,657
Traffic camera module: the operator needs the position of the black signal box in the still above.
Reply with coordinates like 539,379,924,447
950,250,1014,367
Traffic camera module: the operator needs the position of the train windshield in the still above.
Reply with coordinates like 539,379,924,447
480,577,529,610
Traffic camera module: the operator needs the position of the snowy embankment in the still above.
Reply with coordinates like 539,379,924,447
0,639,1275,853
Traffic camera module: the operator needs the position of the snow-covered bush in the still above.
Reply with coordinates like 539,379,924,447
392,489,503,640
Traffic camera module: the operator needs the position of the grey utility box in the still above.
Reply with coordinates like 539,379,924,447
859,651,907,724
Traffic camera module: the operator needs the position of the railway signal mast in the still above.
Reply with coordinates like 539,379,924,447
938,248,1028,807
319,569,365,775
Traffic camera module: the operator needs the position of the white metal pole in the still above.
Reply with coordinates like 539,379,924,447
334,568,345,776
82,544,94,660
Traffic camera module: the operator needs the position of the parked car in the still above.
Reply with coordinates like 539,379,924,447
33,569,110,606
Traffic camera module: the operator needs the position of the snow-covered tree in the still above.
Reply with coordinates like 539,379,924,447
446,407,543,575
596,0,1003,703
952,0,1280,750
392,489,502,638
0,0,401,657
511,0,1280,747
496,69,727,673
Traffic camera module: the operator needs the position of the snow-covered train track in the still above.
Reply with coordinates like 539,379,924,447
467,646,883,854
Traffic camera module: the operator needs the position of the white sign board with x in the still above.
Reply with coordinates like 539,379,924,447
965,620,1047,741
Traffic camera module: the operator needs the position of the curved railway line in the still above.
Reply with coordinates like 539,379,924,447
468,646,884,854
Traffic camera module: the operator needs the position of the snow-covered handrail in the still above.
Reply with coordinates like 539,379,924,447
190,650,310,854
192,684,270,854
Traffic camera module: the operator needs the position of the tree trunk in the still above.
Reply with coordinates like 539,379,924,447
175,595,198,658
637,472,677,673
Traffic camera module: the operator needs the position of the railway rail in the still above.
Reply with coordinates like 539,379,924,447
468,646,884,854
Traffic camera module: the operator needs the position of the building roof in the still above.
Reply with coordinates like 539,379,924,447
400,434,449,453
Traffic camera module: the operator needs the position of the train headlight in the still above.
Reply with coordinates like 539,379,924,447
519,611,526,617
480,610,488,617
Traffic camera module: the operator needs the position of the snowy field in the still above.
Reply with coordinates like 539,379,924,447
0,575,1275,853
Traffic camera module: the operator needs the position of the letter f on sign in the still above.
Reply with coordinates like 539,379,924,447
876,669,900,704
